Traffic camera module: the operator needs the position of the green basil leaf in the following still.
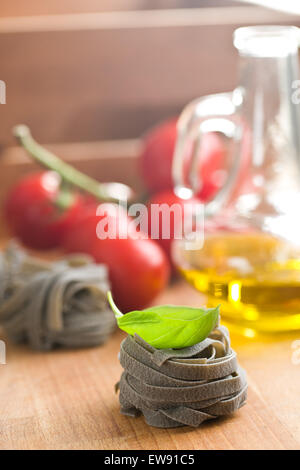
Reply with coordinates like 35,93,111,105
107,292,219,349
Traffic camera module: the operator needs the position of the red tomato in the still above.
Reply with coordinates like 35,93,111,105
146,190,203,266
140,118,226,201
140,118,178,194
4,172,85,250
62,204,170,312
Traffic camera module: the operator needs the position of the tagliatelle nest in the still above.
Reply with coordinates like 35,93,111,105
0,242,116,350
117,325,247,428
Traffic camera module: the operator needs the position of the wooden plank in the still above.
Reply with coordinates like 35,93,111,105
0,7,298,145
0,6,296,32
0,2,248,18
0,280,299,450
0,1,146,17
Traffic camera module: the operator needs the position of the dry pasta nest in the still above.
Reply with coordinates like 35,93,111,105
117,325,247,428
0,242,116,350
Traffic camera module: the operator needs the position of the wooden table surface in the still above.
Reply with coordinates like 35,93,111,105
1,281,300,450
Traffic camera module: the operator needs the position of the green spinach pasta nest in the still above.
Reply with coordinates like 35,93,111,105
117,325,247,428
0,242,116,350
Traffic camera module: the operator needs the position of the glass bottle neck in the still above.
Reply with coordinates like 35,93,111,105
238,52,300,165
233,42,300,209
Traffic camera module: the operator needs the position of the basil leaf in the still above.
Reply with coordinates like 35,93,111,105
107,292,219,349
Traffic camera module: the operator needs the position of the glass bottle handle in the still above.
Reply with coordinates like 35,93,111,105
172,92,242,217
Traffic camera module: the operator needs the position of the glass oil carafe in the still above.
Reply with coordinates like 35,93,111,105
172,26,300,336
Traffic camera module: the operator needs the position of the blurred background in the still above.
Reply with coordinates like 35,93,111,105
0,0,300,237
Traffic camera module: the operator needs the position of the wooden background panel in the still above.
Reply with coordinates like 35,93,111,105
0,1,243,18
0,25,235,145
0,7,298,146
0,1,148,17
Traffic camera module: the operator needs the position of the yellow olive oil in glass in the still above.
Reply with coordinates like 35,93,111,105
172,26,300,336
176,232,300,335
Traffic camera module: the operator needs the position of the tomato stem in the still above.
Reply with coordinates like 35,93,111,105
13,125,135,204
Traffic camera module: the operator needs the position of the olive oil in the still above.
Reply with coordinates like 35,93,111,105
175,233,300,335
